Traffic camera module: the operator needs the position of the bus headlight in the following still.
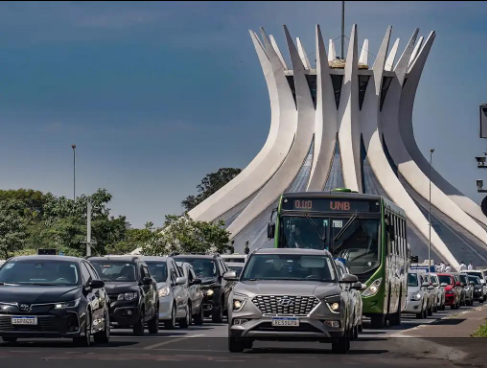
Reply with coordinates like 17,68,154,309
362,278,382,297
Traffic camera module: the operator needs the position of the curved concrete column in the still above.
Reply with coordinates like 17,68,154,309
296,37,312,69
362,27,459,268
270,34,289,70
395,32,487,245
338,25,362,192
328,39,337,61
385,38,400,71
189,29,296,222
359,39,369,66
307,25,338,191
227,25,316,238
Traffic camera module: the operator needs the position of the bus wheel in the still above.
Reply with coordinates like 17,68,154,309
370,315,386,329
389,298,402,326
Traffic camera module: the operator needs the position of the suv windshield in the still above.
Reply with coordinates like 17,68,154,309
146,262,168,283
280,216,380,275
0,260,80,286
90,261,136,282
241,254,336,282
408,273,418,287
176,258,217,278
459,275,468,285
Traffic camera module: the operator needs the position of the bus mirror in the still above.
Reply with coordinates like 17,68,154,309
267,222,275,239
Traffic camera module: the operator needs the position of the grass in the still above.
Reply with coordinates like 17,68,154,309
472,319,487,337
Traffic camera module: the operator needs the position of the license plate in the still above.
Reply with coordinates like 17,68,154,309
271,317,299,327
11,316,38,325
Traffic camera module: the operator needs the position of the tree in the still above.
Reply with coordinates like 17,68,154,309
182,168,241,211
142,215,231,256
0,201,27,259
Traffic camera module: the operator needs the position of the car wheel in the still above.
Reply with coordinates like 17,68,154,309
148,305,159,334
179,304,191,329
94,311,110,344
228,336,245,353
133,310,145,336
389,298,402,326
243,339,253,350
370,314,386,328
194,304,204,326
212,304,224,324
2,337,18,343
353,325,359,340
74,311,91,347
164,305,177,329
332,328,351,354
427,305,433,316
358,322,363,333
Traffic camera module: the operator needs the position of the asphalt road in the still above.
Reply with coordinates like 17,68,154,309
0,302,484,368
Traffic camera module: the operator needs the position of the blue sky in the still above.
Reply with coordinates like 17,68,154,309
1,1,487,227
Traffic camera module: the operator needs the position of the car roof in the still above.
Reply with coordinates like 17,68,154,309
226,262,244,268
252,248,332,256
141,256,169,262
88,256,140,263
172,255,218,260
8,255,82,263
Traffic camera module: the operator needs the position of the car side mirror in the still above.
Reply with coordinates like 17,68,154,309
176,277,187,286
422,282,430,288
440,283,448,287
223,271,238,281
89,280,105,289
351,282,362,290
470,281,475,286
340,274,359,284
267,222,276,239
191,278,202,285
456,282,462,287
143,277,153,286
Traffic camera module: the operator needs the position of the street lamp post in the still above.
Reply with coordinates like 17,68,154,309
71,144,76,201
429,148,435,273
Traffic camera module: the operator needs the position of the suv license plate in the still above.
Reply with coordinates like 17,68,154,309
272,317,299,327
11,316,38,325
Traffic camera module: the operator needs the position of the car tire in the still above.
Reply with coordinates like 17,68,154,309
2,337,18,343
358,322,363,333
212,305,224,324
93,311,110,344
164,305,177,329
179,304,191,329
332,328,351,354
74,311,91,347
427,305,433,316
389,298,402,326
228,336,245,353
370,314,386,328
194,305,204,326
243,339,253,350
133,310,145,336
148,306,159,334
353,325,359,340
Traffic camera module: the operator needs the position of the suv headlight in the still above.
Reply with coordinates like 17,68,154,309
362,278,382,297
326,302,340,314
410,293,422,301
54,298,81,310
118,292,138,301
232,292,249,311
158,287,170,298
206,289,214,297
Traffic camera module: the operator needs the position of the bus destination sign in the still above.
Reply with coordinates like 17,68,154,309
282,198,380,213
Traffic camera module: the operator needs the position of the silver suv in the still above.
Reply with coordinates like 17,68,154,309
226,248,359,354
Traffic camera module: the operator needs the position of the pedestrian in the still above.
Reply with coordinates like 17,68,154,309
459,261,467,271
445,264,451,272
468,262,474,270
244,241,250,255
439,261,446,272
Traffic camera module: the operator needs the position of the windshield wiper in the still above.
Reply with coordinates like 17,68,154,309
333,214,358,244
304,214,327,248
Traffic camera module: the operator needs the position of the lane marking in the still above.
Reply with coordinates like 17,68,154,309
143,334,205,350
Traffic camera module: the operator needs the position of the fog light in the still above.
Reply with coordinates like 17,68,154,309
324,320,340,328
330,303,340,311
233,319,248,325
126,310,133,316
206,289,214,297
234,300,242,309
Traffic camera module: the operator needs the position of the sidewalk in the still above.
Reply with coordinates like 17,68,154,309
392,304,487,364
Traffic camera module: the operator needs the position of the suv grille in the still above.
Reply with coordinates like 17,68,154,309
252,295,320,316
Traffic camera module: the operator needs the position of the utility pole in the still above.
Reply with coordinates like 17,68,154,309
71,144,76,201
86,199,92,257
341,1,345,59
428,148,435,272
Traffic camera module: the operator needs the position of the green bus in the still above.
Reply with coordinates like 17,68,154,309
267,190,409,328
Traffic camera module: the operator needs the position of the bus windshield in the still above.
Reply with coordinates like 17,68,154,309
279,216,380,275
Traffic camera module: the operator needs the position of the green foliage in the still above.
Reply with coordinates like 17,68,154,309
0,200,27,259
182,168,241,211
472,319,487,337
142,215,230,256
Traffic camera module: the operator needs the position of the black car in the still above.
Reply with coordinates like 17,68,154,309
468,275,483,301
0,255,110,346
172,254,234,323
88,256,159,336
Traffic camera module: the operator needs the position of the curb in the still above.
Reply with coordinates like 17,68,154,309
390,336,468,361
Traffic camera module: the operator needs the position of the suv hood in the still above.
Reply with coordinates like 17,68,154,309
235,280,341,299
103,282,139,294
0,285,81,304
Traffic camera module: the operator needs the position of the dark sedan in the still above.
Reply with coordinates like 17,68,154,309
0,256,110,346
468,275,484,302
